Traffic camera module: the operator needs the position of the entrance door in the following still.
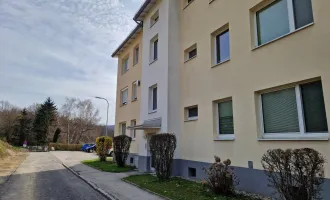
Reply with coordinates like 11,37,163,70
147,133,156,171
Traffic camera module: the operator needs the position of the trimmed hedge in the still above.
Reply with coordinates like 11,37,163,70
96,136,113,161
113,135,132,167
49,143,83,151
150,133,176,181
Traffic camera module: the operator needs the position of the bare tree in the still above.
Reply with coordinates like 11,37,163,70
0,101,20,142
59,98,100,144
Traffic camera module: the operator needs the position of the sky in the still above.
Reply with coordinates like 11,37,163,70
0,0,144,125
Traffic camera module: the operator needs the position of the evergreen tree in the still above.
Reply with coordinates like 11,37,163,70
13,109,33,146
33,97,57,145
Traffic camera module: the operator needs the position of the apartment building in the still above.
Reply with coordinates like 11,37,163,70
113,0,330,197
112,25,142,167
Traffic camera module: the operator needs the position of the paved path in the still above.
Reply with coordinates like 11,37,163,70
0,152,107,200
51,151,164,200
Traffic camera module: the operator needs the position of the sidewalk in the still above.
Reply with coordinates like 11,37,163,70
50,151,163,200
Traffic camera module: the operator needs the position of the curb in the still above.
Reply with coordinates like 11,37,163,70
122,179,170,200
61,163,119,200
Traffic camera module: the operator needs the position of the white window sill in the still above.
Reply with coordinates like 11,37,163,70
211,58,230,68
131,98,138,102
184,117,198,122
133,62,138,66
183,0,194,10
184,55,197,63
259,133,329,141
121,69,129,75
149,59,158,65
148,110,157,114
209,0,216,4
252,23,314,51
214,134,235,141
132,138,136,141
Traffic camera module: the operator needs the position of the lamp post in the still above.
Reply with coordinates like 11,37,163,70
95,96,109,136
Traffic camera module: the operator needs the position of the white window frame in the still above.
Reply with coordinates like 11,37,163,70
150,10,159,27
120,122,126,135
214,30,230,65
184,44,197,62
130,120,136,139
132,81,138,101
149,84,157,113
133,45,139,65
214,99,234,141
254,0,314,47
120,87,128,106
259,83,329,140
150,35,158,64
186,106,198,121
122,57,129,74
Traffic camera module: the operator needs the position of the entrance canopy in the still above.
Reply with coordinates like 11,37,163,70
127,117,161,130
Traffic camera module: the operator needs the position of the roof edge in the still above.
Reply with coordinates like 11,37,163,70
133,0,152,21
111,24,142,57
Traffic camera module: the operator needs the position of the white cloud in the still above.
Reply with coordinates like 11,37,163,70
0,0,144,124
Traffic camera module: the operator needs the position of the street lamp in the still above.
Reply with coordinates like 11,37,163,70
95,96,109,136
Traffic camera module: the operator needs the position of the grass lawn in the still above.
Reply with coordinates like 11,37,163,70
123,175,259,200
82,158,135,173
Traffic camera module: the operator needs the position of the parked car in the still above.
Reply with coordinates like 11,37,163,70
81,143,96,153
107,147,113,157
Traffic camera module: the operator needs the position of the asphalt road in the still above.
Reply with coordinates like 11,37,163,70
0,152,107,200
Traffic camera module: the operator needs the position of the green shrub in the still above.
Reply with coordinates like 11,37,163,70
113,135,132,167
149,133,177,181
96,136,112,161
203,156,238,195
48,143,82,151
261,148,326,200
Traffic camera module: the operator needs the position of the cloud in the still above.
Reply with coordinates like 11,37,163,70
0,0,144,124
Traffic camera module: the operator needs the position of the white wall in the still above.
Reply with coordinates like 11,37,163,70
139,0,181,157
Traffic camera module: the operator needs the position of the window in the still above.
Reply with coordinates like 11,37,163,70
185,106,198,121
150,10,159,27
120,88,128,105
149,85,157,112
133,46,139,65
188,167,196,178
184,0,194,8
120,122,126,135
218,100,234,135
130,120,136,139
122,57,129,74
150,35,158,63
260,80,328,138
132,81,138,101
130,157,134,164
256,0,314,46
153,39,158,60
215,30,230,64
184,44,197,62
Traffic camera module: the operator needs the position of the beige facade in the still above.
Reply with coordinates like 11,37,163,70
113,27,142,155
180,0,330,176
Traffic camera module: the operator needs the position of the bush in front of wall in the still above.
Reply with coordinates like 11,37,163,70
203,156,239,196
113,135,132,167
96,136,112,161
149,133,177,181
261,148,326,200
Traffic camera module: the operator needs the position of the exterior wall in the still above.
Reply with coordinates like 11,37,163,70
114,33,142,154
139,0,181,158
180,0,330,179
